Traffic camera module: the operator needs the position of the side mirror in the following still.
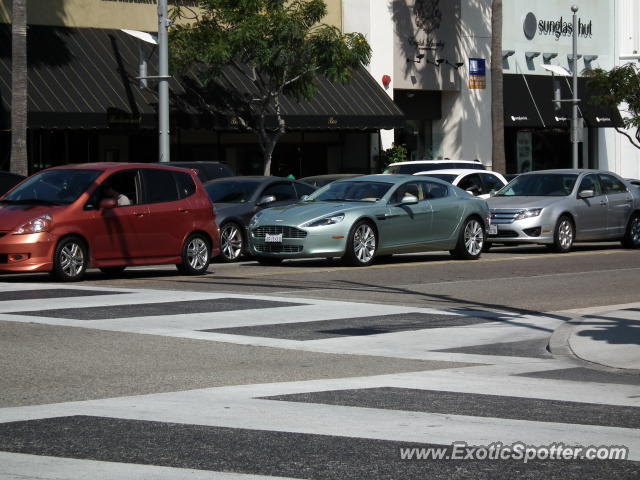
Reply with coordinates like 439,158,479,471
301,195,309,201
578,189,595,199
99,198,117,210
465,186,481,196
256,195,276,206
401,194,418,205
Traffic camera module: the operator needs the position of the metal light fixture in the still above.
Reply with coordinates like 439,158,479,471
439,59,464,69
426,58,444,67
502,50,515,59
525,51,540,60
407,53,425,63
583,54,598,69
543,52,558,62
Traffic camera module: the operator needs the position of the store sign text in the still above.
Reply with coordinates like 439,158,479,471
536,16,593,40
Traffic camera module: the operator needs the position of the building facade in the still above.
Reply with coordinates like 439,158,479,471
0,0,402,177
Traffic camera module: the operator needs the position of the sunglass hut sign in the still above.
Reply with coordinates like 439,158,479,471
523,12,593,41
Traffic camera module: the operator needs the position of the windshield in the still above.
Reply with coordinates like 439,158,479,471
417,173,457,183
2,169,102,205
384,163,484,174
205,179,262,203
308,181,392,202
496,174,578,197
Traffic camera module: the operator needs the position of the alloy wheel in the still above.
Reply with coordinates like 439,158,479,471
221,223,243,261
464,219,484,256
186,237,209,270
353,223,376,264
630,216,640,246
557,219,573,250
60,241,85,278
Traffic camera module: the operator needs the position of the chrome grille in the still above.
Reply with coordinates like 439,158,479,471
254,244,303,253
490,209,522,225
253,226,307,239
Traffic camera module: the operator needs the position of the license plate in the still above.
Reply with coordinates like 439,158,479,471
489,225,498,235
265,233,283,243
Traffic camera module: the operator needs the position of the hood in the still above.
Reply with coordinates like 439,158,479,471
256,201,365,226
0,204,58,231
487,196,564,209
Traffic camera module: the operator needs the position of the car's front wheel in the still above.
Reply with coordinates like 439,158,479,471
52,236,88,281
549,215,574,253
219,222,244,262
343,220,377,266
176,234,211,275
621,213,640,249
450,217,484,260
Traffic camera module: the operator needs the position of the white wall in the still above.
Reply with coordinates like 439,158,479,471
342,0,396,152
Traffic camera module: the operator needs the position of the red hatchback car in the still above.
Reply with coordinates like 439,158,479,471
0,163,220,281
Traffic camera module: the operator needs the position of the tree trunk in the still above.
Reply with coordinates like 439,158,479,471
11,0,28,176
490,0,506,174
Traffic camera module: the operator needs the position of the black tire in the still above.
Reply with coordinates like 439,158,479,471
450,217,484,260
51,236,88,282
176,234,211,275
550,215,574,253
255,256,283,266
343,220,377,267
99,266,126,276
219,222,244,262
621,213,640,249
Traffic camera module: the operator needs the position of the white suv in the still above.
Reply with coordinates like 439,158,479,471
384,159,485,175
414,169,508,199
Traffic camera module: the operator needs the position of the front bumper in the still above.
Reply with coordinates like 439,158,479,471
0,232,56,272
248,224,348,258
487,212,555,244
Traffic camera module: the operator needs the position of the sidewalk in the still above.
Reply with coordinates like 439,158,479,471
550,303,640,372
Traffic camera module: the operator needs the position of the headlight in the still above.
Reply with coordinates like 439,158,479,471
303,213,345,228
12,215,52,235
249,212,264,227
514,208,542,221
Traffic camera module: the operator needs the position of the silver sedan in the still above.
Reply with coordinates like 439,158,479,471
486,169,640,252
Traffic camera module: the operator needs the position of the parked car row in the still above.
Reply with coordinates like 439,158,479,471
0,162,638,281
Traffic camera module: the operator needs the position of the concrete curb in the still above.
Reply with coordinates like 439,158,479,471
548,316,640,374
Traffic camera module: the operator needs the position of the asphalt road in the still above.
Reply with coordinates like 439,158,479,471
1,242,638,479
53,242,640,312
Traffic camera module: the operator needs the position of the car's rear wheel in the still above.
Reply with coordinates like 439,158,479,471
621,213,640,248
176,234,210,275
52,236,88,282
343,220,377,266
549,215,574,253
450,217,484,260
219,222,244,262
99,266,126,276
255,256,283,266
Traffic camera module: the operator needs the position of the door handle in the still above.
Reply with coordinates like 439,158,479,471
134,212,145,217
599,201,607,206
179,208,190,213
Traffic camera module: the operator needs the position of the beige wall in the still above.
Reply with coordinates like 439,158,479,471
1,0,342,30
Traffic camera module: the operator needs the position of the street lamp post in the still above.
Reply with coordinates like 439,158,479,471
158,0,170,162
571,5,579,169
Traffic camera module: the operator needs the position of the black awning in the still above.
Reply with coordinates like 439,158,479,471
174,62,404,131
0,24,404,131
0,24,159,129
503,74,623,129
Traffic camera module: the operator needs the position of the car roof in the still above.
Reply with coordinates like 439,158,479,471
414,169,501,176
518,169,612,175
388,159,482,166
46,162,193,172
300,174,361,180
336,174,450,186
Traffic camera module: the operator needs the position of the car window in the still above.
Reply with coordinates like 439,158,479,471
205,179,261,203
141,169,180,204
293,181,316,198
309,181,392,202
496,174,578,197
457,173,483,195
420,180,449,199
599,174,628,194
262,182,297,201
174,171,196,199
578,174,602,196
394,182,423,202
482,173,505,193
5,169,101,206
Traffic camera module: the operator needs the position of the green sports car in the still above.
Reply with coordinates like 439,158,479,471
248,175,490,266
